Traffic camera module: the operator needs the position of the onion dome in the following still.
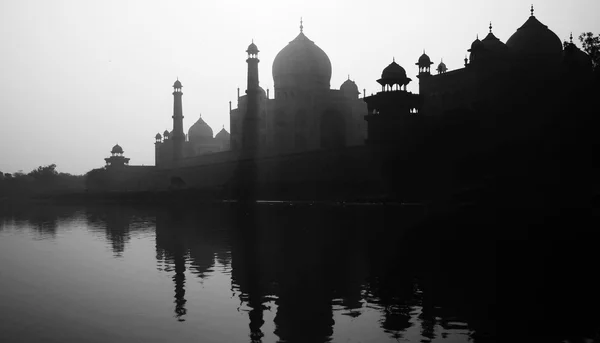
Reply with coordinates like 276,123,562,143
215,127,230,141
272,24,332,91
437,60,447,73
173,79,182,88
155,133,162,140
111,144,123,154
506,7,562,64
163,130,170,138
340,77,359,97
481,23,509,55
377,59,411,87
247,40,259,55
382,60,407,79
468,36,484,52
188,114,214,142
416,51,433,67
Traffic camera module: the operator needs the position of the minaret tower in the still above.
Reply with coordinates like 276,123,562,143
242,41,260,152
416,50,433,79
171,79,185,161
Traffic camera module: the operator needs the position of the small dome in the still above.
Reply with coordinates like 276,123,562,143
417,52,433,66
506,14,562,63
163,130,170,137
468,37,484,52
482,32,509,55
563,42,593,73
155,133,162,140
111,144,123,154
215,127,230,140
188,115,214,141
340,78,359,95
272,31,332,91
437,60,447,73
381,61,407,79
247,41,259,54
173,79,182,88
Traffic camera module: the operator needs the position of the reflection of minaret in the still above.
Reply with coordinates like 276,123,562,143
104,208,131,257
230,208,268,343
155,209,188,322
171,79,185,161
173,247,187,321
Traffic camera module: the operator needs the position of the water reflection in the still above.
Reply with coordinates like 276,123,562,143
1,204,598,343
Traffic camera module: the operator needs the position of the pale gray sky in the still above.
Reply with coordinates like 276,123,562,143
1,0,598,175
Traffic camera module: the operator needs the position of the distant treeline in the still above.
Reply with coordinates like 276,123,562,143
0,164,85,200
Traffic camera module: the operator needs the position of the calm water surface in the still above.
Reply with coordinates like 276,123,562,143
0,204,595,342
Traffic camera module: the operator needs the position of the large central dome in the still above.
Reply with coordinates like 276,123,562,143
272,31,332,92
506,14,562,64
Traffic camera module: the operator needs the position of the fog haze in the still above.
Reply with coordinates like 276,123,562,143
1,0,598,174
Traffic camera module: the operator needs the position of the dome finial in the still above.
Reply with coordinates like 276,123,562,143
570,32,573,44
530,4,534,16
300,17,303,33
489,22,492,33
347,74,350,80
477,33,479,40
393,56,395,62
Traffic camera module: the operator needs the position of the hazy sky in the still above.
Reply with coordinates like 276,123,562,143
1,0,598,175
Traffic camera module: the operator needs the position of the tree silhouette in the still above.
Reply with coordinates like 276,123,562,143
579,32,600,72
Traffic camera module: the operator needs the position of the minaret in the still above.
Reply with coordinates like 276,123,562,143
171,79,184,161
243,40,260,152
416,50,433,79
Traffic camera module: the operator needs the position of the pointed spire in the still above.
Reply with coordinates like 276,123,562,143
300,17,303,33
530,4,534,17
489,22,492,33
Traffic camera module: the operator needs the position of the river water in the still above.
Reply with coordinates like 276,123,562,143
0,203,596,343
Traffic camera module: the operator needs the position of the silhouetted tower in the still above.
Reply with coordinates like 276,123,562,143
416,51,433,78
363,60,422,145
416,51,434,94
104,144,130,168
171,79,185,161
243,41,260,153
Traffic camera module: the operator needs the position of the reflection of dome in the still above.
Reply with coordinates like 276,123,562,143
340,78,359,96
506,14,562,62
111,144,123,154
188,115,214,141
215,127,230,141
272,30,332,91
